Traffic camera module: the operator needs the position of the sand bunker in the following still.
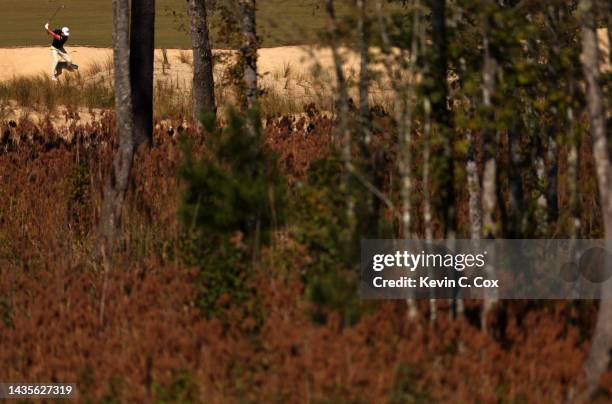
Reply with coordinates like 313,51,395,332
0,46,364,83
0,45,397,128
0,28,609,128
0,47,112,79
0,28,608,83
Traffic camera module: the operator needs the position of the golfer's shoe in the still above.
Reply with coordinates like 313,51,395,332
69,64,79,70
51,76,58,81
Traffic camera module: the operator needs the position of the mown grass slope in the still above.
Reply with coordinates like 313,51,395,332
0,0,353,48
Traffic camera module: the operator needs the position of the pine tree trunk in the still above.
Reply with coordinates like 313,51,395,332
100,0,135,251
481,156,497,331
130,0,155,147
567,102,580,299
357,0,379,236
239,0,257,109
429,0,450,128
506,126,524,237
607,4,612,64
535,148,548,235
546,129,559,226
566,100,581,240
397,0,420,243
423,98,436,323
467,129,482,240
187,0,216,123
357,0,371,147
481,5,499,330
466,127,481,324
429,0,455,241
423,100,433,244
377,0,420,318
430,1,462,318
326,0,355,242
580,0,612,396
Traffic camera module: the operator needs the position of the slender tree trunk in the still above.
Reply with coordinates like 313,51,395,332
326,0,356,243
607,2,612,64
429,0,455,241
506,125,524,237
188,0,216,123
239,0,258,109
423,100,433,241
567,99,581,240
429,0,461,318
357,0,371,147
580,0,612,396
130,0,155,147
357,0,380,237
423,98,436,323
433,0,462,319
561,14,580,243
535,143,549,235
377,0,416,241
377,0,419,318
467,127,482,324
467,129,482,240
100,0,135,251
429,0,450,129
463,123,482,333
546,129,559,226
567,101,580,299
481,159,498,331
481,4,499,330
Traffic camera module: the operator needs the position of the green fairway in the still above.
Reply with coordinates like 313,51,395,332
0,0,350,48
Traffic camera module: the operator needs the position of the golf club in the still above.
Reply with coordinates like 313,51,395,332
47,4,65,25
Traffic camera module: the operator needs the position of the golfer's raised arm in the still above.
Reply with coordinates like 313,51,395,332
44,23,60,40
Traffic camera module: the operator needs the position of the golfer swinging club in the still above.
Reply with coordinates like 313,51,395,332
44,21,78,81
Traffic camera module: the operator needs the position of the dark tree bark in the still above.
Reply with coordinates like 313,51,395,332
608,28,612,64
326,0,356,241
428,0,456,240
481,0,499,330
377,0,420,318
580,0,612,397
357,0,372,145
239,0,258,109
566,82,581,241
429,0,450,129
130,0,155,146
606,1,612,64
506,125,525,237
481,2,498,241
467,130,482,240
429,0,460,318
187,0,216,123
545,127,559,225
100,0,135,250
357,0,379,237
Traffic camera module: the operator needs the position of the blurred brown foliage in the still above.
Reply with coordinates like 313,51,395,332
0,113,608,402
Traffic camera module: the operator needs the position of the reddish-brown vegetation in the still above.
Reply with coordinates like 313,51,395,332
0,115,609,402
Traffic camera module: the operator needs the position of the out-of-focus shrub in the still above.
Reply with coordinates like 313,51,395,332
178,108,285,316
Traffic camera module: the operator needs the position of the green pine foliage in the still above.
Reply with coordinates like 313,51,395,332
179,109,283,238
178,108,284,316
287,154,366,326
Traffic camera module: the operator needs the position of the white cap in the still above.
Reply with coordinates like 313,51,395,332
62,27,70,36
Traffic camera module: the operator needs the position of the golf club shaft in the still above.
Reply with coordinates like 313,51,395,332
48,5,64,24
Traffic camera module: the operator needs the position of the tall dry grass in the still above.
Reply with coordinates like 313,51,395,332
0,72,114,113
